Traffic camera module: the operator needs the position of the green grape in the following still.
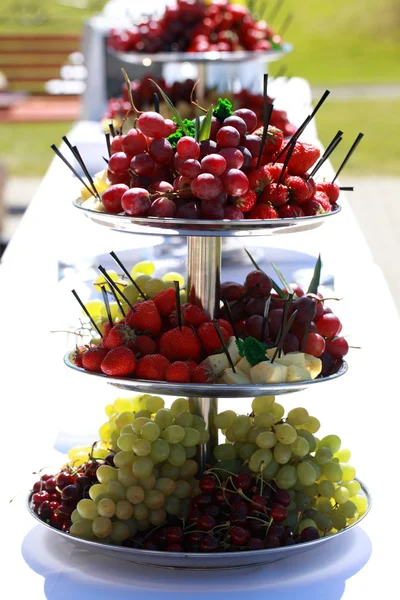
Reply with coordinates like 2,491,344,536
149,507,167,526
334,486,350,505
136,519,150,531
270,402,285,422
192,415,206,430
160,463,180,480
71,509,80,523
297,462,317,486
114,397,134,412
135,273,152,290
175,412,193,428
83,299,104,319
150,439,170,463
323,462,343,482
344,480,361,497
99,422,112,443
77,499,98,520
115,500,134,520
145,395,164,413
316,497,334,513
340,463,356,482
302,416,321,434
249,448,272,472
225,425,235,442
96,465,118,484
231,415,251,440
287,407,309,427
319,435,341,453
330,510,347,530
132,456,154,478
165,495,181,515
144,278,165,298
179,460,198,480
131,260,155,276
315,446,334,465
276,465,297,489
256,431,277,449
126,485,145,505
246,426,265,444
97,498,116,518
275,423,297,444
133,503,149,520
297,429,317,452
106,481,127,502
252,396,275,414
144,489,165,509
185,446,197,458
293,480,305,492
136,473,155,492
168,444,186,467
170,398,189,416
198,428,210,444
216,459,241,475
135,410,152,419
89,484,107,501
296,491,311,510
174,480,192,499
308,460,322,480
132,439,152,456
253,412,275,428
352,495,367,515
114,450,136,468
115,411,135,429
105,404,115,418
110,521,130,542
132,417,151,434
100,301,124,321
314,512,333,533
273,442,292,464
262,457,280,479
335,448,351,462
318,480,335,498
182,428,201,447
92,516,112,538
120,424,136,435
303,483,318,497
162,271,184,287
123,284,140,305
163,425,185,444
110,431,120,449
298,519,317,533
239,442,257,460
117,433,138,451
290,436,309,457
339,501,357,518
93,448,110,460
118,466,138,488
70,519,95,539
214,443,237,461
214,410,237,429
155,477,176,496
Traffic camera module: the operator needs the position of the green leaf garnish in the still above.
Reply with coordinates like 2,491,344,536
213,97,233,123
149,79,188,135
199,105,214,142
307,254,322,295
236,337,269,366
270,262,293,294
167,119,196,149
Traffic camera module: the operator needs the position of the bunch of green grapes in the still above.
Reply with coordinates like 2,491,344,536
82,260,186,337
213,396,368,537
70,394,209,543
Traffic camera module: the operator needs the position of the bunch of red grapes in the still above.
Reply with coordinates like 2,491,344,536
108,0,282,54
126,472,319,552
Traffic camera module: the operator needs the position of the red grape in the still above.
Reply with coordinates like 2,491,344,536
219,147,244,169
223,115,247,137
137,111,166,138
201,153,227,176
130,153,155,177
217,125,240,148
222,169,249,196
316,313,341,338
325,336,348,359
108,152,130,175
101,183,129,213
122,129,147,156
302,332,326,357
121,187,151,216
110,134,125,154
179,159,202,178
223,205,244,219
149,197,176,218
176,136,200,159
149,137,173,164
233,108,258,132
245,270,272,298
191,173,223,200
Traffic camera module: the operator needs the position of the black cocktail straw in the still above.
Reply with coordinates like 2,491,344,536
213,322,236,372
101,285,113,327
51,145,95,198
339,186,354,191
109,122,116,137
222,296,238,339
332,133,364,182
277,139,296,185
105,132,111,158
109,251,148,300
153,93,160,113
97,266,134,309
307,136,343,180
71,289,102,337
273,114,312,163
62,136,99,199
310,90,330,119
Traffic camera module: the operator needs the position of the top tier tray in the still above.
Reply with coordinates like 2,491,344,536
73,199,341,237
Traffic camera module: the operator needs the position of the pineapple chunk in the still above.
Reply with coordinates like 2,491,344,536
227,337,241,365
221,368,252,384
304,354,322,379
200,354,229,377
287,365,312,382
266,347,281,360
236,356,252,375
250,361,288,384
275,352,307,368
82,197,106,211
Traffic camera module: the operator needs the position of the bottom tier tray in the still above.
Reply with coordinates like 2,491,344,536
27,481,370,570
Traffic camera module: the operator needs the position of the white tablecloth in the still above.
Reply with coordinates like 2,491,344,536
1,78,399,598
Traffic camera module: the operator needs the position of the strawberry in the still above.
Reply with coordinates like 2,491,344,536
282,142,320,176
136,354,170,380
191,364,217,384
316,181,340,204
185,359,198,375
165,361,190,383
159,326,202,361
82,347,109,372
285,175,313,204
72,346,84,368
278,204,305,218
183,304,209,327
259,183,289,207
247,204,279,219
126,300,162,336
197,321,230,355
254,125,284,159
104,323,137,350
153,287,176,317
217,318,234,338
247,166,271,193
265,162,284,183
100,347,136,377
232,189,257,213
313,191,331,213
302,196,330,216
132,335,158,356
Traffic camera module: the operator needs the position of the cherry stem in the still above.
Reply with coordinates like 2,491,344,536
190,80,207,113
174,281,182,331
109,250,148,300
71,289,103,337
121,68,143,114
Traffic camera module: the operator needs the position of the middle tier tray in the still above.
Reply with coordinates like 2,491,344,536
64,351,347,398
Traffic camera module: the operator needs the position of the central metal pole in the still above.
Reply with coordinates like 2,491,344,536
187,236,221,472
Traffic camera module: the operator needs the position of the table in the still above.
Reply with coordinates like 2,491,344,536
1,78,399,598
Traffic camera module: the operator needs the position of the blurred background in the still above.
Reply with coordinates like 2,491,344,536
0,0,399,308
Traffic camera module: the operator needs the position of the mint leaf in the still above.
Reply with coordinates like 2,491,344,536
236,337,268,366
213,97,233,123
